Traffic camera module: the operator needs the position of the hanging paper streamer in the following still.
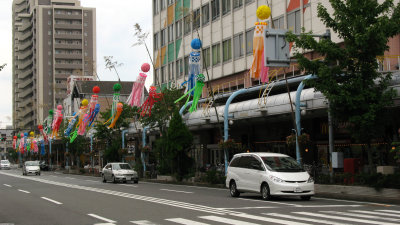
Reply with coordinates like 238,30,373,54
23,132,28,154
33,140,38,153
126,63,149,107
12,136,17,149
139,86,163,117
87,104,100,128
250,5,271,83
38,125,48,144
26,131,34,152
69,99,89,143
45,110,54,135
19,133,25,154
16,134,20,152
184,39,202,96
175,74,205,112
64,112,77,137
84,86,101,127
108,103,123,128
40,140,45,156
51,105,63,138
104,83,121,126
78,113,89,135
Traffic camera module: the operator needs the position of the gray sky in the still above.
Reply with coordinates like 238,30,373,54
0,0,153,128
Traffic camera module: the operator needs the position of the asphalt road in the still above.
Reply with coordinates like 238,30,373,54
0,169,399,225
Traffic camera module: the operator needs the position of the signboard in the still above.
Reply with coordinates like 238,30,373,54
264,29,290,67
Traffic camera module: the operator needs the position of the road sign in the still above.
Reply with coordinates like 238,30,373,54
264,29,290,67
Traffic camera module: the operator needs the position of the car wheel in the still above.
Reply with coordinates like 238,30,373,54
112,175,116,183
229,180,240,197
301,196,311,201
134,180,138,184
261,183,272,200
38,172,41,176
102,175,106,183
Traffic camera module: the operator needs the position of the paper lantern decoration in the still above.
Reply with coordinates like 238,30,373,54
139,86,163,117
126,64,148,107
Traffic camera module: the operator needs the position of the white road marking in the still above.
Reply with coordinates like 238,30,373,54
322,210,400,222
237,197,300,206
50,175,58,177
3,184,12,187
160,188,193,194
218,206,277,210
18,189,30,193
349,210,400,218
232,213,310,225
87,214,116,223
118,184,138,187
166,218,210,225
313,197,393,206
140,181,226,191
85,179,99,183
94,223,115,225
293,211,399,225
41,197,63,205
66,177,75,179
130,220,160,224
376,210,400,214
295,204,361,208
200,215,260,225
264,213,349,225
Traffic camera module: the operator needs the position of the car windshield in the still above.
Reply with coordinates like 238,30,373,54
261,156,304,172
1,160,9,164
112,163,131,170
25,161,39,166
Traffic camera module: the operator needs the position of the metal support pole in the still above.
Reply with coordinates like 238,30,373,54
328,101,334,179
49,138,52,169
66,142,68,169
121,129,128,163
90,135,94,166
142,127,148,173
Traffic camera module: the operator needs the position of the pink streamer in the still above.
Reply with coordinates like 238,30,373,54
127,73,147,107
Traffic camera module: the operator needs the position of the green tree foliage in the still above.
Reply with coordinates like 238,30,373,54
287,0,400,171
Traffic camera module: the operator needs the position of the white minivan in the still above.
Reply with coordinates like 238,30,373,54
226,152,314,200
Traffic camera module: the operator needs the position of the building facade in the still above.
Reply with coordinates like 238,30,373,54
12,0,96,131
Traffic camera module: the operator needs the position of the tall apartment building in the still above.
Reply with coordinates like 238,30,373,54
152,0,400,92
12,0,96,131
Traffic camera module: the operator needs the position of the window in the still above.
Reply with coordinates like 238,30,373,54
161,29,166,46
160,0,166,10
287,10,301,33
153,0,160,15
202,4,210,25
192,8,200,30
229,157,241,167
167,0,174,6
168,24,174,42
84,12,87,16
184,16,191,35
176,59,183,78
245,0,254,4
161,66,166,83
48,10,51,15
154,32,159,50
175,20,182,38
212,43,221,65
245,28,254,54
211,0,220,21
273,16,284,29
233,33,243,59
84,22,88,27
233,0,242,9
184,55,189,75
223,39,232,62
84,32,88,37
168,62,174,80
48,21,52,25
222,0,231,15
202,47,210,69
48,31,52,35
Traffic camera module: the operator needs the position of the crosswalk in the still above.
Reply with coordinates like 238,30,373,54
130,209,400,225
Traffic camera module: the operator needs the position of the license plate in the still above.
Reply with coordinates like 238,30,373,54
294,187,302,193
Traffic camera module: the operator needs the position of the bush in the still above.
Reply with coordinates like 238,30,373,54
204,170,225,184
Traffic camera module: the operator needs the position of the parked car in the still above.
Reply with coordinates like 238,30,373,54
39,161,49,171
226,152,314,201
101,163,138,184
0,160,11,170
22,161,40,176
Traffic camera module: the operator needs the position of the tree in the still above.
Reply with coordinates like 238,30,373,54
287,0,400,172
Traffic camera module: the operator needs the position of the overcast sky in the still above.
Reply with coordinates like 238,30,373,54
0,0,153,129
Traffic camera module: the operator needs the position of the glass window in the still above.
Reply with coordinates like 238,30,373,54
153,0,160,15
154,32,159,50
176,59,183,78
222,39,232,62
212,43,221,65
167,0,174,6
233,0,242,9
245,28,254,54
202,47,210,69
273,16,284,29
202,4,210,25
222,0,231,15
229,157,241,167
245,0,254,4
184,16,191,35
238,156,252,168
248,156,263,170
161,29,166,46
112,163,132,170
192,8,200,30
161,66,166,83
211,0,220,21
160,0,166,10
287,10,301,33
184,55,189,75
168,62,174,80
262,156,304,172
233,33,244,59
168,24,174,42
175,20,182,38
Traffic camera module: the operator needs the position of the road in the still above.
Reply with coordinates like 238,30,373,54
0,169,399,225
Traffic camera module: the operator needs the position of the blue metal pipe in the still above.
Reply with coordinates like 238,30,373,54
121,129,128,149
142,127,148,173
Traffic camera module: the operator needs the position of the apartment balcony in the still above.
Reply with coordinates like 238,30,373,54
55,73,73,79
54,23,82,30
18,97,33,108
54,34,82,39
18,39,32,51
17,60,33,70
54,14,82,20
17,21,32,32
55,63,82,70
14,0,25,5
55,53,82,60
54,43,82,49
18,68,33,79
15,3,27,13
17,49,33,60
55,93,67,100
20,106,33,118
19,87,33,99
18,31,32,41
20,116,34,129
18,78,33,89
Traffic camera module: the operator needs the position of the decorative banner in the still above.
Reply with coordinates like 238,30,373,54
175,74,205,113
250,5,271,83
139,86,163,117
38,125,48,144
12,136,17,149
87,104,100,128
51,105,63,138
16,134,20,152
70,99,89,143
85,86,101,127
64,112,78,137
104,83,121,126
33,140,38,153
108,103,123,128
45,109,54,135
186,39,202,96
40,140,45,156
127,63,149,107
19,133,25,154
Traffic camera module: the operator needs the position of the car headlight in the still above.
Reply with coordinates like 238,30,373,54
307,176,314,183
269,175,284,183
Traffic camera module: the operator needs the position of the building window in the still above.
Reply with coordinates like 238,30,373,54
184,55,189,75
48,21,52,25
161,66,166,83
246,28,254,55
48,10,52,15
233,33,244,59
176,59,183,78
202,47,210,69
168,62,174,80
167,0,174,6
184,16,191,35
154,32,159,50
212,43,221,65
192,8,200,30
48,31,52,35
168,24,174,43
245,0,254,4
223,39,232,62
175,20,182,38
84,22,88,27
273,16,284,29
233,0,243,9
211,0,220,21
202,4,210,26
161,29,166,46
160,0,166,10
84,32,88,37
222,0,231,15
153,0,160,15
287,10,301,33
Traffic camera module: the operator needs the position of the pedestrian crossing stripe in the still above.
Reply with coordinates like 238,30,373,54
166,218,210,225
263,213,345,225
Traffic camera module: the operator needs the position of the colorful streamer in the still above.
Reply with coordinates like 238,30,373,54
139,86,163,117
104,83,121,126
51,105,63,138
108,103,123,128
175,74,205,113
126,63,149,107
38,125,48,144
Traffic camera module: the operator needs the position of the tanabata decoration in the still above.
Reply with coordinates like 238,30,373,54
175,74,205,112
182,39,202,95
108,103,123,128
104,83,121,126
85,86,101,126
64,112,77,137
38,125,48,144
51,105,63,138
27,131,34,152
45,110,54,135
19,133,25,154
12,136,17,149
250,5,271,83
70,99,89,143
87,104,100,128
40,140,45,156
16,134,20,152
126,63,149,107
23,132,28,154
33,140,38,153
138,86,163,117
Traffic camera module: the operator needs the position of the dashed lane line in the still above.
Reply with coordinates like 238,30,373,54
41,197,63,205
3,184,12,187
87,214,116,223
18,189,30,193
160,188,193,194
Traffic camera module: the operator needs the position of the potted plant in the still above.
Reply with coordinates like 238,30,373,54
286,133,310,147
